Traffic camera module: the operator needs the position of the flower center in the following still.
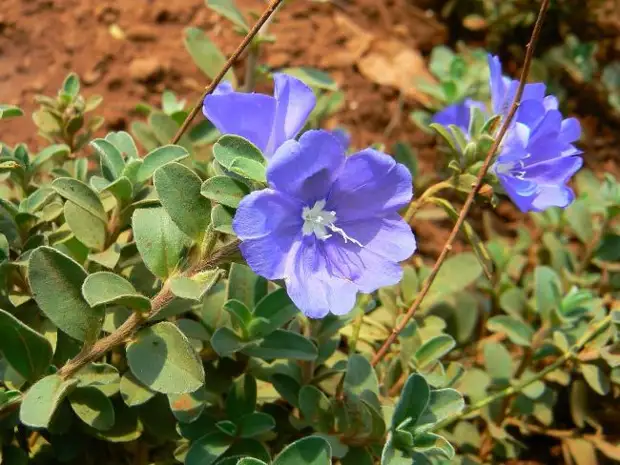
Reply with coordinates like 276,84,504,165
495,159,527,180
301,200,362,246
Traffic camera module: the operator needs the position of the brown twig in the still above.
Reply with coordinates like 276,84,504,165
171,0,285,145
371,0,551,368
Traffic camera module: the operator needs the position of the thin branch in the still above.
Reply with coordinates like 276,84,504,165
171,0,285,144
370,0,551,368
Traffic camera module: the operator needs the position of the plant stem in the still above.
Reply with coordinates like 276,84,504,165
403,180,453,223
243,43,260,93
431,314,612,432
171,0,285,145
371,0,551,368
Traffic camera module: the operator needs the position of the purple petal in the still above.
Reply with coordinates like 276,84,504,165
214,82,234,95
560,118,581,143
488,54,506,115
524,155,584,185
266,74,316,156
328,149,413,222
203,92,276,153
285,238,358,318
267,130,345,203
530,185,576,211
497,173,538,212
233,189,303,240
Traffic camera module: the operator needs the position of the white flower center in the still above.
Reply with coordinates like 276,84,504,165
495,159,527,180
301,200,362,247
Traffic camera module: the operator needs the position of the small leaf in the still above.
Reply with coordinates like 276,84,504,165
105,131,139,159
51,177,106,222
344,354,380,400
132,207,191,279
154,162,211,241
391,374,430,430
82,272,151,311
206,0,249,30
185,432,233,465
424,253,483,308
201,175,250,208
483,341,513,382
581,363,610,395
487,315,534,346
0,104,24,119
90,139,125,180
63,201,107,250
212,135,266,181
210,327,250,358
226,374,257,418
565,199,594,244
211,204,235,234
299,385,333,432
120,372,155,406
416,389,465,431
29,247,104,341
238,412,276,438
249,288,299,338
170,270,223,301
62,73,80,97
20,374,77,428
243,329,318,361
535,266,562,318
184,27,236,86
126,322,205,394
273,437,331,465
69,386,115,431
31,144,71,168
169,387,208,423
136,145,189,183
414,334,456,369
0,308,53,381
281,67,338,91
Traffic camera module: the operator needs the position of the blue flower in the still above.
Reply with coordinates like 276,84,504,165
233,130,417,318
431,98,486,141
203,74,316,158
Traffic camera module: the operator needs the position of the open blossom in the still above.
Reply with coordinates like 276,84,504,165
488,55,583,212
202,74,316,158
233,130,416,318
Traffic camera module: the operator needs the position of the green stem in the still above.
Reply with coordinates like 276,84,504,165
403,181,453,222
432,314,612,432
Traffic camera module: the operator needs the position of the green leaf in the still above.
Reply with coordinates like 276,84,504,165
169,387,208,423
249,288,299,338
211,204,235,234
423,253,483,308
74,363,120,397
416,388,464,431
487,315,534,346
185,432,233,465
91,139,125,180
154,162,211,241
126,322,205,394
226,374,256,418
273,436,331,465
136,145,189,183
69,386,115,431
184,27,236,85
210,327,250,358
565,199,594,244
281,67,338,91
120,372,155,406
51,177,106,222
224,299,252,334
341,448,374,465
82,272,151,311
237,412,276,438
29,247,104,341
535,266,562,318
414,334,456,369
582,363,610,395
132,207,190,279
206,0,249,30
20,374,77,428
243,329,318,361
237,459,267,465
101,176,133,206
0,308,53,381
63,200,107,250
483,341,512,382
0,104,24,119
344,354,380,400
200,175,249,208
227,263,264,310
62,73,80,97
391,373,430,430
213,135,266,182
299,385,333,432
31,144,71,168
412,432,455,459
105,131,139,159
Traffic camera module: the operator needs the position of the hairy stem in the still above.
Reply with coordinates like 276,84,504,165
432,314,612,432
403,180,453,223
171,0,285,145
371,0,551,368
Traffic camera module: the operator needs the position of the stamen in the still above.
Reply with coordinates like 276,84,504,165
301,200,363,247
